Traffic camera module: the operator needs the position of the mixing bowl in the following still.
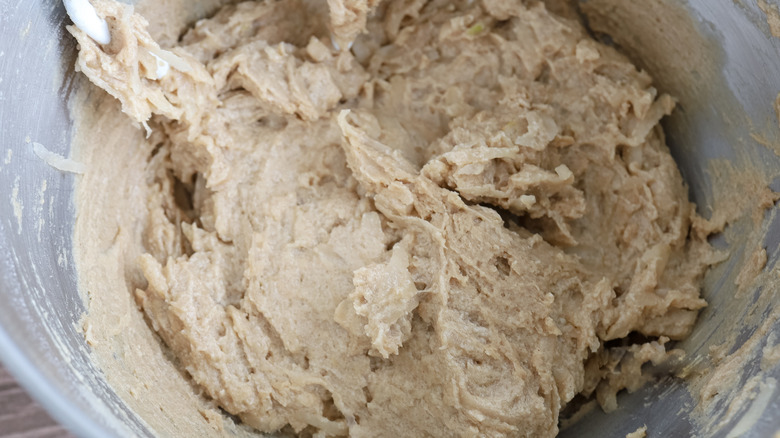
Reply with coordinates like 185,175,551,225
0,0,778,436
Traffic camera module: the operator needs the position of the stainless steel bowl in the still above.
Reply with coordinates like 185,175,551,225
0,1,778,437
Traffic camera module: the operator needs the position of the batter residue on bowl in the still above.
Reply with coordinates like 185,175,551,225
70,0,721,436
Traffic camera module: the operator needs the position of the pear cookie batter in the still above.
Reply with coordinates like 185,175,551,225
70,0,718,436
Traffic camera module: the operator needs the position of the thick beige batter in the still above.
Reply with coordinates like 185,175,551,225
70,0,720,436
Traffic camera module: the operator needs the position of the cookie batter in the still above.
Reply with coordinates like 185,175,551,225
69,0,717,436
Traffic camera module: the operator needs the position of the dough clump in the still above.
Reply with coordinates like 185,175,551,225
70,0,718,436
